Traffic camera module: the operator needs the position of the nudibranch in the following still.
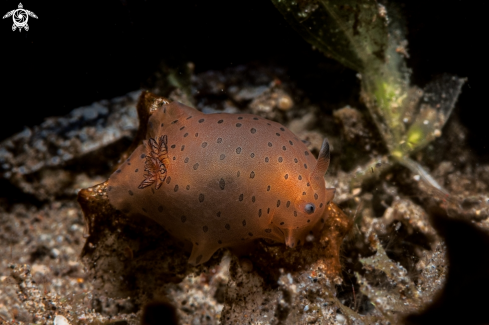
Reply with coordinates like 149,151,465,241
107,99,335,265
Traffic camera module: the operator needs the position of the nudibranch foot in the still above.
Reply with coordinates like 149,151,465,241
188,242,221,266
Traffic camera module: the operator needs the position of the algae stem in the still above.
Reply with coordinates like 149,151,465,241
397,156,448,195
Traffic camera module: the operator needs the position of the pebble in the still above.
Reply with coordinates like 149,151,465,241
54,315,71,325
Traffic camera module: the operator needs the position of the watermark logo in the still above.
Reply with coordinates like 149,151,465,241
3,3,37,32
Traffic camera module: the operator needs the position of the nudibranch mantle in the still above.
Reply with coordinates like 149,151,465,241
107,100,335,265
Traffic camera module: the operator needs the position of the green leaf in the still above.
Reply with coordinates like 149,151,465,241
271,0,389,73
272,0,465,193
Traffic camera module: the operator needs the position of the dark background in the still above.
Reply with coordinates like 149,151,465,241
1,0,486,155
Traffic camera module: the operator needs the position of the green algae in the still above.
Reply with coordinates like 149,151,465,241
271,0,466,192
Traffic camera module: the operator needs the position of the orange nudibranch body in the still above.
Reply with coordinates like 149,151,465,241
108,101,335,265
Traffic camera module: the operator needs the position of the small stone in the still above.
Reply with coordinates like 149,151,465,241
239,258,253,273
50,248,60,258
352,188,362,196
336,314,346,325
277,94,293,110
54,315,71,325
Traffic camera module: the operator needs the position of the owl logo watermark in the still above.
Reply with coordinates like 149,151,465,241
3,3,38,32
